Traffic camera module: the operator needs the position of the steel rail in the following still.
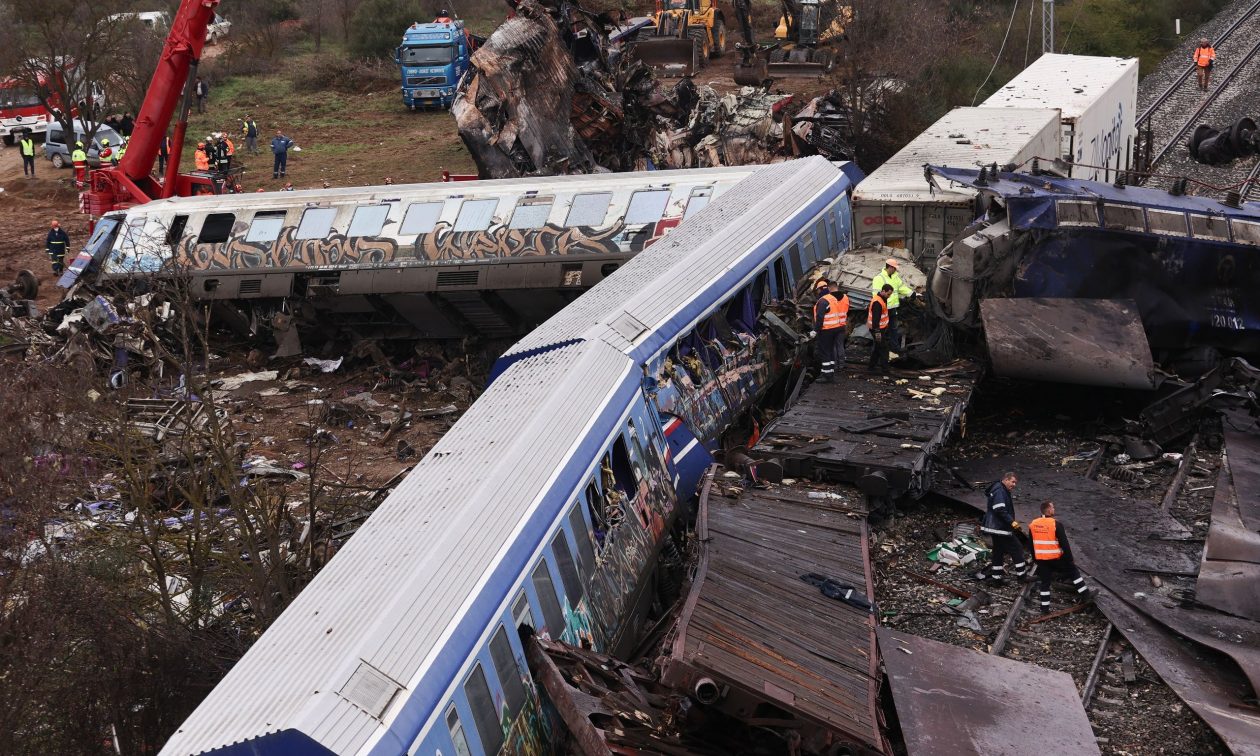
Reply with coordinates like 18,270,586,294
1242,155,1260,201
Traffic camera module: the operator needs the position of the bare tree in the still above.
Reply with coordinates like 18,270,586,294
333,0,365,43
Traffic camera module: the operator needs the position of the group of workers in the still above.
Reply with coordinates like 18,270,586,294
193,132,237,174
977,471,1097,614
811,257,916,380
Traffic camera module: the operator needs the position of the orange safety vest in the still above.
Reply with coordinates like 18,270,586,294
1194,46,1215,67
816,293,848,330
225,137,235,156
194,148,210,171
867,296,889,330
1029,516,1063,560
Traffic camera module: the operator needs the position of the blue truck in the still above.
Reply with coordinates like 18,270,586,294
396,20,472,109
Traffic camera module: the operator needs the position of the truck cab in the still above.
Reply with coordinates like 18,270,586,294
396,20,472,109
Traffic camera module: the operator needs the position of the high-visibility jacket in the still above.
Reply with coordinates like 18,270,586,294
815,293,848,330
224,137,235,156
117,142,127,160
872,269,913,309
71,147,87,163
1029,516,1063,560
19,137,35,157
868,296,890,330
1194,45,1216,67
194,148,210,171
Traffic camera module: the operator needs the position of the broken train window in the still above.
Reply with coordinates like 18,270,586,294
1056,200,1100,227
197,213,236,245
295,207,338,240
1189,213,1231,242
566,192,612,227
624,190,671,225
584,479,608,549
401,201,443,235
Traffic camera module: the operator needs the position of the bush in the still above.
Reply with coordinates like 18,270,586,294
290,54,400,94
350,0,427,59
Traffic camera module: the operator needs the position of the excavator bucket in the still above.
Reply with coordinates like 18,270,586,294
980,298,1157,390
631,36,700,76
733,55,769,86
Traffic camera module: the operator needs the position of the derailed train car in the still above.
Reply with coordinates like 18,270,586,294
58,166,761,344
157,157,859,756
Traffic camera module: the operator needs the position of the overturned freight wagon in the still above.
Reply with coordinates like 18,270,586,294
58,166,756,347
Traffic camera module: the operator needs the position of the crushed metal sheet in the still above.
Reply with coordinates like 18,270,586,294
878,628,1101,756
979,298,1156,390
1197,413,1260,621
660,480,887,753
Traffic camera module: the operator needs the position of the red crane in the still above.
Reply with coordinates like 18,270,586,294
81,0,222,218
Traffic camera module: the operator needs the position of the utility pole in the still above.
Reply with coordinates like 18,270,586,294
1042,0,1054,54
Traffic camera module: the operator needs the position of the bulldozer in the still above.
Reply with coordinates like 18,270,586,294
632,0,729,76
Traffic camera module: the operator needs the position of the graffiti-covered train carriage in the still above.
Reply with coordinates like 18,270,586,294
158,157,861,756
59,166,763,342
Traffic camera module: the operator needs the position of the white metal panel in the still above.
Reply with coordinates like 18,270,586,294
159,341,635,756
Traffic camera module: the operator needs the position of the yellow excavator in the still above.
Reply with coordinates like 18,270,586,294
633,0,728,76
765,0,850,76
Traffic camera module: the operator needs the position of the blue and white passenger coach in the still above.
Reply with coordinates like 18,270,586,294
159,156,860,756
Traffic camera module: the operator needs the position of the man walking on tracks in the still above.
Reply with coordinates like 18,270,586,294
1194,38,1216,91
1029,501,1096,614
975,471,1028,585
812,278,848,383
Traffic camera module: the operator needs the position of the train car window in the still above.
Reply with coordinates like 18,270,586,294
725,285,756,334
531,561,566,638
1230,219,1260,246
509,200,554,229
1056,200,1099,227
488,626,527,716
462,665,503,755
245,211,287,244
454,199,499,231
584,480,607,549
445,705,473,756
683,192,711,220
197,213,236,244
801,234,817,264
512,590,535,631
609,436,637,497
551,531,584,604
1101,204,1146,233
165,215,189,246
786,243,803,282
625,190,671,225
773,257,790,299
566,193,612,227
1189,213,1231,242
567,503,596,577
1147,210,1188,237
295,207,338,240
827,215,838,249
401,202,443,235
815,220,829,253
348,205,391,237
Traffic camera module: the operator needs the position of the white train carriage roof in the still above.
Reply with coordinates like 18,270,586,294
159,340,639,756
980,53,1138,120
117,164,763,215
498,156,855,370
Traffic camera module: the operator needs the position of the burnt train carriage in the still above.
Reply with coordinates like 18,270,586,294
62,166,759,340
159,157,860,756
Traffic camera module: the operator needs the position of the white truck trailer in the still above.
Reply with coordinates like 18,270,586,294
979,53,1139,182
851,106,1061,261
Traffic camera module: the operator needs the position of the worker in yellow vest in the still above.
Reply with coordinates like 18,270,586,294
867,283,892,374
71,141,88,188
871,258,915,352
18,132,36,177
1029,501,1096,614
811,278,849,383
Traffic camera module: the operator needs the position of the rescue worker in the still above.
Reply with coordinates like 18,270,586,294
871,258,914,351
157,133,171,174
211,134,230,175
223,133,236,168
867,283,893,374
975,471,1029,584
811,278,848,383
18,131,36,177
435,8,453,22
241,114,258,154
71,140,88,187
116,137,128,163
271,129,294,179
1193,37,1216,91
101,137,117,167
1029,501,1095,614
194,141,211,171
46,219,69,275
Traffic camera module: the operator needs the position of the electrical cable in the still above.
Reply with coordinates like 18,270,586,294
973,0,1023,105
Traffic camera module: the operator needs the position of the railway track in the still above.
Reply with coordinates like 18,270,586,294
1138,0,1260,192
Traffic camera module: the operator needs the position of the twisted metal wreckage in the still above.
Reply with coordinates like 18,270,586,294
451,0,855,176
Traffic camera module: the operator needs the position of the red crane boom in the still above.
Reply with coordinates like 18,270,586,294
82,0,220,217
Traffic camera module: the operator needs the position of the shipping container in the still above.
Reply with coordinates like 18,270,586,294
852,106,1060,261
980,53,1139,182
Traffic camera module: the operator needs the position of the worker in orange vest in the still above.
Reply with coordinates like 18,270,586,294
867,283,892,374
811,278,849,383
1029,501,1096,614
1193,37,1216,91
194,141,211,171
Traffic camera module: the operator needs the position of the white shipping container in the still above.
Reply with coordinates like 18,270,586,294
980,53,1139,182
852,106,1060,260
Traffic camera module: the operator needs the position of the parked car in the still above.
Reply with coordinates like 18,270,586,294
43,123,124,169
206,14,231,44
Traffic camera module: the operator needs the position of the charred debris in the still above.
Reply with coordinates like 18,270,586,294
451,0,859,177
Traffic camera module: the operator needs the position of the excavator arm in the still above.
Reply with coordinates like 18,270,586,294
731,0,769,85
82,0,220,217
